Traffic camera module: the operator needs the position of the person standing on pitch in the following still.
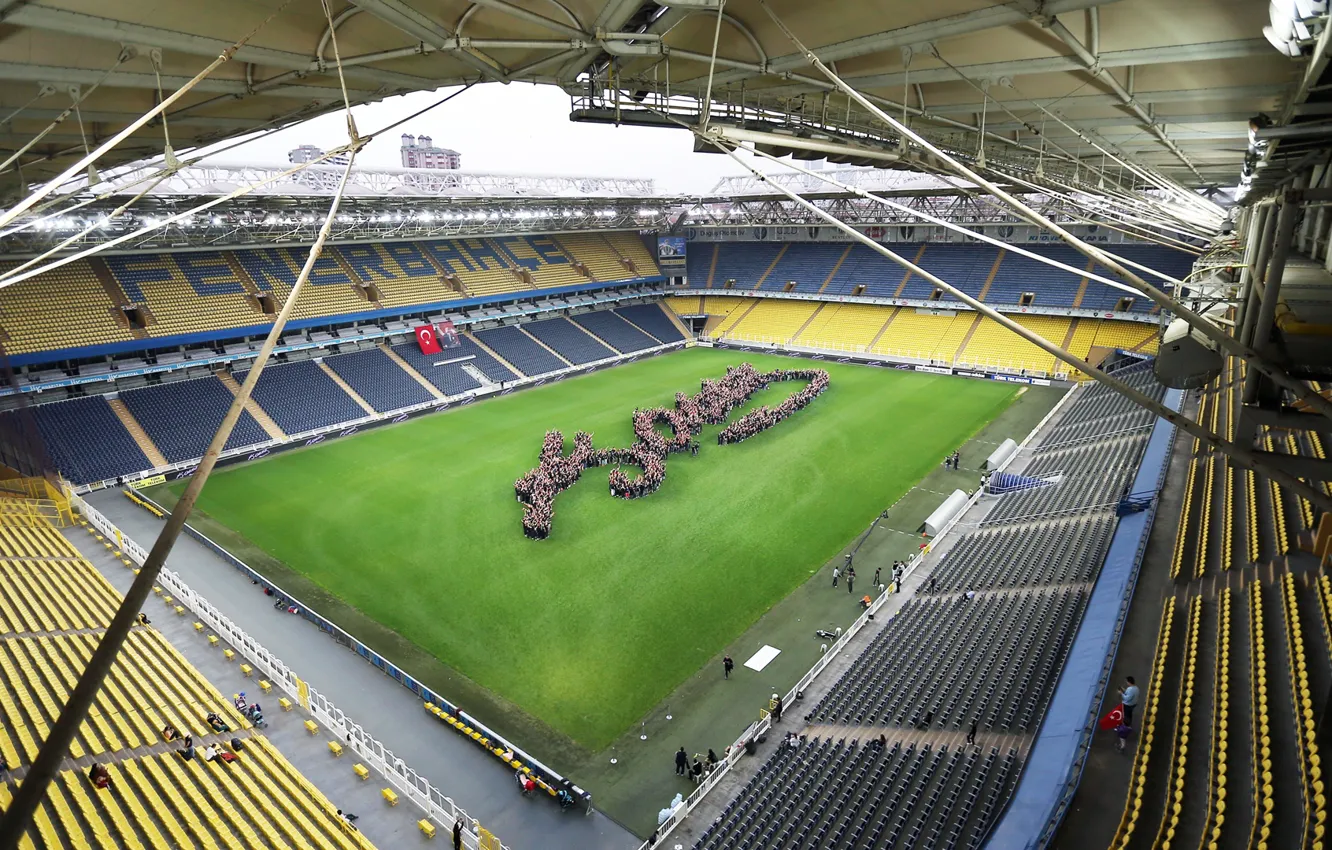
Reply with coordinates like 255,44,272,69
832,565,840,587
675,747,689,776
723,655,734,679
772,694,783,723
873,567,881,588
847,567,855,595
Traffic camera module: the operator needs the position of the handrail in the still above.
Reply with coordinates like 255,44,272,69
69,491,507,850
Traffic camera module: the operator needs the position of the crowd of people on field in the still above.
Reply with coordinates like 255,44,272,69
717,369,830,445
514,364,831,538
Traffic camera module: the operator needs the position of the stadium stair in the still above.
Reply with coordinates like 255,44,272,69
215,371,286,440
516,325,575,366
892,245,930,298
105,398,169,469
939,314,984,362
315,361,376,416
376,343,445,400
463,331,525,377
612,309,668,344
705,244,719,288
1070,259,1096,307
789,303,828,342
866,307,903,349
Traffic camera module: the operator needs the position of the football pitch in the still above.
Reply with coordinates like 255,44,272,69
173,348,1020,751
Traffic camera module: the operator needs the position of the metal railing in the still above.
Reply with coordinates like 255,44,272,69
70,492,506,850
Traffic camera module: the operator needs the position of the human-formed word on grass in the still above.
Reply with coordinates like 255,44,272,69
514,363,830,539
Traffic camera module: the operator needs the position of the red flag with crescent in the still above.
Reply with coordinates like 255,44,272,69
1099,703,1124,731
415,325,443,355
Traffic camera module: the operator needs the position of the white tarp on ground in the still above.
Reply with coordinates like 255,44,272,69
923,489,970,536
744,645,782,672
984,438,1018,470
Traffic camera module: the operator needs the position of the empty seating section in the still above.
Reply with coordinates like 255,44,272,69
615,303,686,342
723,300,820,342
823,244,909,297
556,233,633,282
389,342,482,396
811,587,1087,731
709,242,785,289
12,235,660,358
494,235,586,289
689,242,1193,312
926,516,1115,593
764,243,848,292
324,348,435,413
472,326,567,376
985,246,1090,306
867,309,955,357
1082,320,1159,353
794,303,888,347
697,295,752,335
692,737,1021,850
23,397,149,484
104,252,260,338
572,310,659,352
521,317,615,364
666,295,704,316
607,232,658,273
120,378,270,463
0,505,377,849
335,242,456,308
0,262,132,355
957,316,1072,374
233,247,370,320
451,336,518,382
904,244,1001,302
234,361,367,434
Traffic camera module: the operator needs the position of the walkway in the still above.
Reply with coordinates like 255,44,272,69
86,490,638,850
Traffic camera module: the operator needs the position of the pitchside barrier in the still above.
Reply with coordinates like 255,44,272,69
70,492,508,850
643,380,1084,848
74,339,689,496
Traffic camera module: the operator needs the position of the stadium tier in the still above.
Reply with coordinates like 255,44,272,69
0,234,662,360
684,242,1191,310
0,504,378,850
687,363,1166,850
7,305,682,485
679,297,1160,370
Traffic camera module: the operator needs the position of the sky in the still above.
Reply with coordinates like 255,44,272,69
207,83,760,195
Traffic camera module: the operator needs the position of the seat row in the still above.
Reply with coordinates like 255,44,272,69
808,587,1087,732
923,515,1115,593
693,738,1020,850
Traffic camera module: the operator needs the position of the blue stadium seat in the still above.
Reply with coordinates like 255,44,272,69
389,343,483,396
614,303,685,343
21,396,150,483
324,348,435,413
453,336,518,383
571,310,658,353
472,326,566,377
521,317,615,365
120,378,269,463
234,361,366,434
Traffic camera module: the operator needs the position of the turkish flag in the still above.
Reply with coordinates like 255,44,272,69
1099,703,1124,731
415,325,442,355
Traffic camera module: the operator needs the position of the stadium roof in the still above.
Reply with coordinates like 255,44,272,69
0,0,1311,197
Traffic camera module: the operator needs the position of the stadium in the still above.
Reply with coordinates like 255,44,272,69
0,0,1330,849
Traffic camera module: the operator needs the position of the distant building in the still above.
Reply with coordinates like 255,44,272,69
288,144,349,166
400,134,461,169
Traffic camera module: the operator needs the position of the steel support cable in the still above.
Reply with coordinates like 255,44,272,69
752,0,1332,427
0,86,55,136
0,82,477,290
698,133,1332,514
0,0,296,230
0,50,132,176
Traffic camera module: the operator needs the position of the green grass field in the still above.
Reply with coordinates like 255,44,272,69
178,348,1018,750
